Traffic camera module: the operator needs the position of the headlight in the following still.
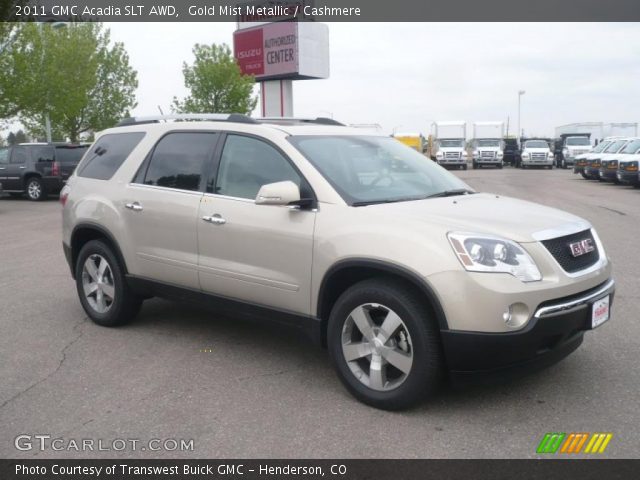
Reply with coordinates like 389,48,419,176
522,152,530,158
472,151,479,158
547,152,554,159
447,232,542,282
497,152,504,158
436,152,443,158
562,148,569,154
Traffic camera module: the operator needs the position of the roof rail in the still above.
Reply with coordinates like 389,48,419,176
256,117,345,126
115,113,258,127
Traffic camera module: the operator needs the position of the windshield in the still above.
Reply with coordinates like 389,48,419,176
592,141,611,153
566,137,590,146
477,139,500,147
288,135,472,205
524,141,549,149
439,139,464,148
604,140,627,153
621,139,640,154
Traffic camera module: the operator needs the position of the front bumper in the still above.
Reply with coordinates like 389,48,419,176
442,278,615,382
584,166,601,179
599,169,619,182
522,159,553,167
617,171,639,185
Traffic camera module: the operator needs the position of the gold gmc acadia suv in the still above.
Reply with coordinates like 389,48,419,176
61,115,615,410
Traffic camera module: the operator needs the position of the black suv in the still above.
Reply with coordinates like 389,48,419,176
0,143,88,201
502,138,520,166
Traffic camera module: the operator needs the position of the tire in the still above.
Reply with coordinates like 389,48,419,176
547,165,553,170
581,172,589,179
75,240,142,327
472,161,478,170
462,164,467,170
25,177,46,201
562,159,567,169
497,163,503,169
327,278,443,410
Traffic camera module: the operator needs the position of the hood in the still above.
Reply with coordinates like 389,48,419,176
361,193,587,243
439,147,465,152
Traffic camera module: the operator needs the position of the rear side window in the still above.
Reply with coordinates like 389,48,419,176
78,133,145,180
11,146,28,164
55,146,89,164
31,146,55,163
0,148,8,164
141,132,218,192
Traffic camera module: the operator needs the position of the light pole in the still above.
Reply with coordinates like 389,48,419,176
40,20,67,143
518,90,526,140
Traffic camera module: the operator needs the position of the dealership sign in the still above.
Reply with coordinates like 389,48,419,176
233,21,329,81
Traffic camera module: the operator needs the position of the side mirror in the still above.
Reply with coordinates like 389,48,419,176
255,181,301,206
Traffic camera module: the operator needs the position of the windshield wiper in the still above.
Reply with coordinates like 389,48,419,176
352,196,427,207
424,189,475,199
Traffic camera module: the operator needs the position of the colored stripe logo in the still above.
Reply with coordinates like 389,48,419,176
537,433,612,454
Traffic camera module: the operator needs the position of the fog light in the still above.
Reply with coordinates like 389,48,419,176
502,303,529,329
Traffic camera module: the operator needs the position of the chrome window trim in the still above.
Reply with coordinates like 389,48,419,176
126,183,204,197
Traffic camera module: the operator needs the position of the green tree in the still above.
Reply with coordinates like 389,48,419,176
173,43,257,115
6,130,26,145
1,23,138,142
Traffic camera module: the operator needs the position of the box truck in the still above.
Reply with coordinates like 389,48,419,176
472,121,504,169
431,121,468,170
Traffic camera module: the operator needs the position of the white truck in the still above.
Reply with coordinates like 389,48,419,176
431,121,468,170
472,121,504,169
519,139,554,169
555,122,639,146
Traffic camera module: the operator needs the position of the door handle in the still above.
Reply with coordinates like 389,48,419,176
19,166,26,169
202,214,226,225
0,167,5,170
125,202,143,212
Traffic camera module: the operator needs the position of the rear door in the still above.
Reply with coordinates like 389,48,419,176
0,147,9,186
123,131,219,289
4,146,29,190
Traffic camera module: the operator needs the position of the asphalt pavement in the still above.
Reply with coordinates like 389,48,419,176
0,167,638,458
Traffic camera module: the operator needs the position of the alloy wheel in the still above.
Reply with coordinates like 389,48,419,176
27,180,41,200
82,254,115,313
341,303,414,391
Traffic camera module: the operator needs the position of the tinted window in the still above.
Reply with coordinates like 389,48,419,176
0,148,8,164
56,146,89,164
143,133,217,191
216,135,302,200
78,133,145,180
11,146,28,164
31,146,55,163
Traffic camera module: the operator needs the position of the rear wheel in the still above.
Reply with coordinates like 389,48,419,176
26,177,46,201
75,240,142,327
328,279,443,410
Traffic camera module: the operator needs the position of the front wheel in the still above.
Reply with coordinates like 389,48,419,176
472,161,478,169
328,279,443,410
462,164,468,170
75,240,142,327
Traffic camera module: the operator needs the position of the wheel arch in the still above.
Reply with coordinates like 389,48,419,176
70,223,128,280
317,259,448,346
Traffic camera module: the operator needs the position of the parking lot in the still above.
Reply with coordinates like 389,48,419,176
0,167,638,459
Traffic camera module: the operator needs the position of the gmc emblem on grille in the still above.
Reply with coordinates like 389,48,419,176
569,239,595,257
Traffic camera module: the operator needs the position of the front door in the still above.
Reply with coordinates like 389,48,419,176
197,134,316,315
